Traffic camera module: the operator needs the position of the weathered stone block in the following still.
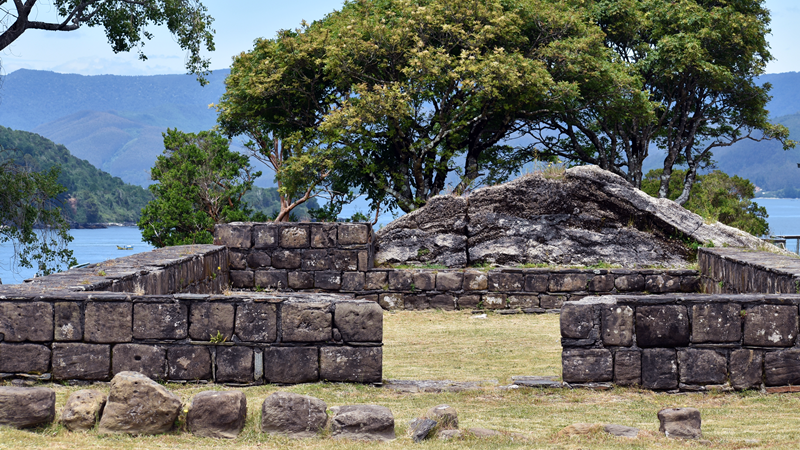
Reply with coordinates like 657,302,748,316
588,275,614,292
0,387,55,429
482,294,506,309
288,271,315,289
280,225,310,248
112,344,167,380
214,223,252,248
216,346,253,383
658,408,702,439
189,303,234,341
379,293,404,310
342,272,366,291
263,347,319,384
525,274,549,292
235,303,277,342
246,251,272,269
562,349,612,383
680,276,700,293
230,270,254,288
614,350,641,386
261,392,328,438
614,274,644,291
358,250,370,271
560,304,593,339
549,274,589,292
62,389,106,432
508,294,539,308
320,346,382,383
429,294,456,311
330,404,395,441
436,272,463,291
301,249,329,270
52,343,110,380
311,223,338,248
645,274,680,293
0,302,53,342
743,305,798,347
255,270,288,290
55,302,82,341
412,272,436,290
133,303,187,340
636,305,690,347
339,223,369,245
691,303,742,343
602,305,634,347
388,270,413,290
271,250,301,269
282,301,332,342
335,302,383,342
0,343,50,374
85,302,132,343
314,271,342,290
253,225,278,249
167,346,212,380
730,349,762,390
187,390,247,439
403,295,429,310
678,349,727,385
765,349,800,386
333,250,358,271
488,272,523,291
463,271,487,290
365,271,388,290
457,295,481,309
229,250,247,270
540,295,565,309
98,371,182,435
642,348,678,390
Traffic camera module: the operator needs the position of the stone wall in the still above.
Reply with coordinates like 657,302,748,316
560,294,800,392
699,247,800,294
0,292,382,384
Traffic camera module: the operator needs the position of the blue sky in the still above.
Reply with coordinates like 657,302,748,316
1,0,798,76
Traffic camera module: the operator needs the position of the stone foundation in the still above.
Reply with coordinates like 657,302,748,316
699,247,800,294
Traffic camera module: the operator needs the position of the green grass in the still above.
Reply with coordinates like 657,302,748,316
1,312,799,449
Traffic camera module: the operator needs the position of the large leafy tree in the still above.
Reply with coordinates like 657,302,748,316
138,129,261,247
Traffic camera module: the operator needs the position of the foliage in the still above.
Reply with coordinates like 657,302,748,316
642,169,769,236
0,0,215,83
138,129,261,247
241,186,318,220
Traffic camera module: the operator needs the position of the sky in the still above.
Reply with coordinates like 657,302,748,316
1,0,798,76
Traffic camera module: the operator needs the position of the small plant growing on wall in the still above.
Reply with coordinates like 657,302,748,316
209,330,227,343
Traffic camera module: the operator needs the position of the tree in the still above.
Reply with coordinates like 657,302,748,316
0,0,215,82
529,0,794,201
138,129,261,247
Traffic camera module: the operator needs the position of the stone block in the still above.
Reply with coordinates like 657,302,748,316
314,271,342,290
280,225,310,248
645,274,680,293
540,295,565,309
216,346,254,383
282,301,332,342
680,276,700,293
614,350,641,386
642,348,678,390
333,250,358,271
189,303,235,341
320,346,382,383
253,225,278,249
288,271,315,289
263,347,319,384
678,349,727,385
342,272,366,291
98,371,182,435
335,302,383,342
765,349,800,386
508,294,539,308
388,270,413,290
301,249,329,270
403,295,429,310
255,270,288,290
330,404,395,441
560,303,593,339
549,273,589,292
339,223,369,245
52,343,110,380
133,303,188,340
0,387,55,429
658,408,701,439
0,343,50,374
85,302,132,343
561,349,612,383
246,251,272,269
636,305,689,347
482,294,506,309
62,389,106,432
358,250,371,271
230,270,254,288
602,305,634,346
214,223,252,248
379,293,404,310
235,303,277,342
463,271,487,290
487,272,523,291
365,271,388,290
457,295,481,309
730,349,762,390
429,294,456,311
229,250,247,270
525,274,549,292
588,275,614,292
187,390,247,439
743,305,798,347
271,250,301,269
261,392,328,438
112,344,167,380
55,302,82,341
311,223,338,248
167,346,212,380
436,272,463,291
691,303,742,343
412,272,436,290
0,302,53,342
614,274,644,291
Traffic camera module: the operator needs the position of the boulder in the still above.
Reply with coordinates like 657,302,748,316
187,390,247,439
658,408,702,439
97,371,182,435
426,404,458,429
330,404,395,441
604,424,639,438
0,386,55,428
409,418,437,442
260,392,327,438
62,389,106,432
438,429,463,440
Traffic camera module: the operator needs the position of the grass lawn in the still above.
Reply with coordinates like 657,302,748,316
1,310,798,449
